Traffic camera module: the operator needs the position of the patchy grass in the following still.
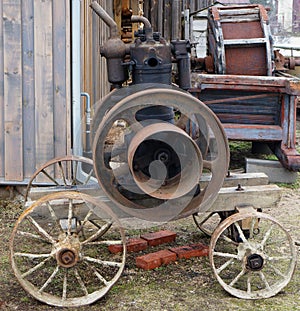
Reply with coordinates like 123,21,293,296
0,195,299,310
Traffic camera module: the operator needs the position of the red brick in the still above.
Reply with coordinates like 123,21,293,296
155,249,177,265
136,253,162,270
108,238,148,254
136,249,178,270
169,243,209,259
140,230,177,246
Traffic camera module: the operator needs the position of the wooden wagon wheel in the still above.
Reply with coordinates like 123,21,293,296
209,210,297,299
25,155,99,203
10,191,126,307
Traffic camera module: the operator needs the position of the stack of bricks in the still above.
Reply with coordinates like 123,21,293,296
108,230,209,270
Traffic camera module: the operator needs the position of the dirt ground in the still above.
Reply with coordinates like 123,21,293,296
0,185,299,311
0,121,300,311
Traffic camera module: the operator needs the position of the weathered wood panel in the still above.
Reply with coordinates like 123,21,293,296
22,0,35,177
0,1,4,177
34,0,54,170
53,0,68,157
0,0,71,183
3,0,23,181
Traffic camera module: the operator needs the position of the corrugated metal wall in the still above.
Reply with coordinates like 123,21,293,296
0,0,71,183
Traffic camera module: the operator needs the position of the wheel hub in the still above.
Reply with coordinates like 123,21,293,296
57,248,78,268
55,235,81,268
246,253,264,271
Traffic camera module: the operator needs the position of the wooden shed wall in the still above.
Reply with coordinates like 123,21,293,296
0,0,71,183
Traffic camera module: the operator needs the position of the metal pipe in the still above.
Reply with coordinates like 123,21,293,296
131,15,153,40
90,1,118,38
81,92,91,153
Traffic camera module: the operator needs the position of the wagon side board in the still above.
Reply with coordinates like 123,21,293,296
190,73,300,171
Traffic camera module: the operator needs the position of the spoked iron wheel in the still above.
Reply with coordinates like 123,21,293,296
209,210,297,299
10,191,126,307
25,155,99,203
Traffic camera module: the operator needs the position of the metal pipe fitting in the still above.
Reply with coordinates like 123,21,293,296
131,15,153,40
90,1,118,38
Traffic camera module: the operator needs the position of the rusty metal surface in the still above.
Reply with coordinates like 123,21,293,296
207,5,272,76
92,87,229,222
127,122,203,200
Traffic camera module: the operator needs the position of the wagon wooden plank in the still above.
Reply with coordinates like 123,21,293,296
3,0,23,181
223,124,282,141
207,184,282,212
53,0,68,158
22,0,35,177
0,1,4,176
34,0,54,173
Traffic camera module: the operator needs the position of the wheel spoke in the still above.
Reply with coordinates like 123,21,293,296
17,230,47,242
84,256,122,268
40,169,60,185
86,240,123,246
67,199,73,235
82,223,112,245
234,221,249,245
229,269,246,287
39,265,60,293
213,251,239,259
73,161,79,185
259,271,271,290
21,256,53,278
74,268,89,296
269,265,286,278
58,161,67,186
260,224,274,247
247,275,252,294
83,168,94,185
216,258,234,274
249,218,256,239
14,252,51,259
62,270,67,300
27,216,56,244
85,262,109,286
76,210,93,234
267,255,293,261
